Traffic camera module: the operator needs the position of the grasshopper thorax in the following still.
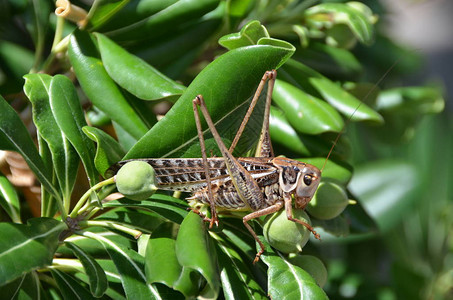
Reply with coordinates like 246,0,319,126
272,157,321,209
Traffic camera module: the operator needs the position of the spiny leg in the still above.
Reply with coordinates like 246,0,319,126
284,193,321,240
243,201,284,263
193,95,265,213
192,99,218,228
229,70,277,158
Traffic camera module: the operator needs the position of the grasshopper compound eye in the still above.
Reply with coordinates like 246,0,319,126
303,174,313,186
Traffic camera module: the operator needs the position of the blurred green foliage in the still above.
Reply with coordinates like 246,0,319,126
0,0,450,299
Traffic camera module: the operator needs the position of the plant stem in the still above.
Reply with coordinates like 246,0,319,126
70,177,115,218
79,220,142,239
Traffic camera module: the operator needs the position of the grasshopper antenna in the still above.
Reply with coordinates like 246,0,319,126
321,58,402,173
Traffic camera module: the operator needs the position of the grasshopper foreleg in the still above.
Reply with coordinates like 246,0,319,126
284,193,321,240
243,201,284,264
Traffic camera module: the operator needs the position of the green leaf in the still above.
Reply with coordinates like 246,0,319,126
213,234,267,299
96,33,185,102
103,194,188,224
24,73,80,202
273,79,344,134
96,208,165,233
0,174,21,223
376,86,445,114
68,30,149,140
59,227,135,258
293,42,362,80
305,2,375,45
0,272,41,300
83,231,161,299
105,0,220,43
269,106,311,156
348,160,418,232
281,59,383,123
175,212,220,299
49,75,98,185
261,247,328,299
0,95,61,202
0,41,35,94
146,222,200,298
86,0,130,30
51,269,96,300
82,126,125,177
219,20,269,50
65,242,108,297
132,15,223,78
90,0,179,31
124,42,295,159
0,218,67,285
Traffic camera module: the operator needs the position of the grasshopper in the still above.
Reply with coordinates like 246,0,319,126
112,70,323,262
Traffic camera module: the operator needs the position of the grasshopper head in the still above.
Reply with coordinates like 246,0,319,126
273,157,321,209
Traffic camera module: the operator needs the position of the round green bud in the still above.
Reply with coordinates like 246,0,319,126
115,161,157,200
263,208,311,254
288,254,328,287
307,181,348,220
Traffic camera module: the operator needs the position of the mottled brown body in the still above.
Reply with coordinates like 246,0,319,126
111,70,322,262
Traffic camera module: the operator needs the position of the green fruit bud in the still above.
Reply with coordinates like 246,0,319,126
263,209,311,254
115,161,157,200
307,181,348,220
288,254,327,287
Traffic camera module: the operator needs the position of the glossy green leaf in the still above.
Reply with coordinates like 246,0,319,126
305,2,375,45
0,174,21,223
82,126,125,177
51,269,96,300
146,222,200,297
273,79,344,134
59,227,135,258
0,218,67,285
84,231,161,299
38,136,60,218
103,194,189,224
269,106,311,156
96,208,165,233
213,233,267,299
65,242,108,297
0,272,41,300
91,0,179,31
49,75,98,185
0,95,60,201
261,246,328,299
132,15,223,77
376,86,445,114
175,212,220,299
219,20,269,50
282,59,383,123
24,73,80,202
293,42,362,80
86,0,130,30
125,43,295,159
348,160,418,232
68,30,149,140
96,33,185,101
105,0,220,43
